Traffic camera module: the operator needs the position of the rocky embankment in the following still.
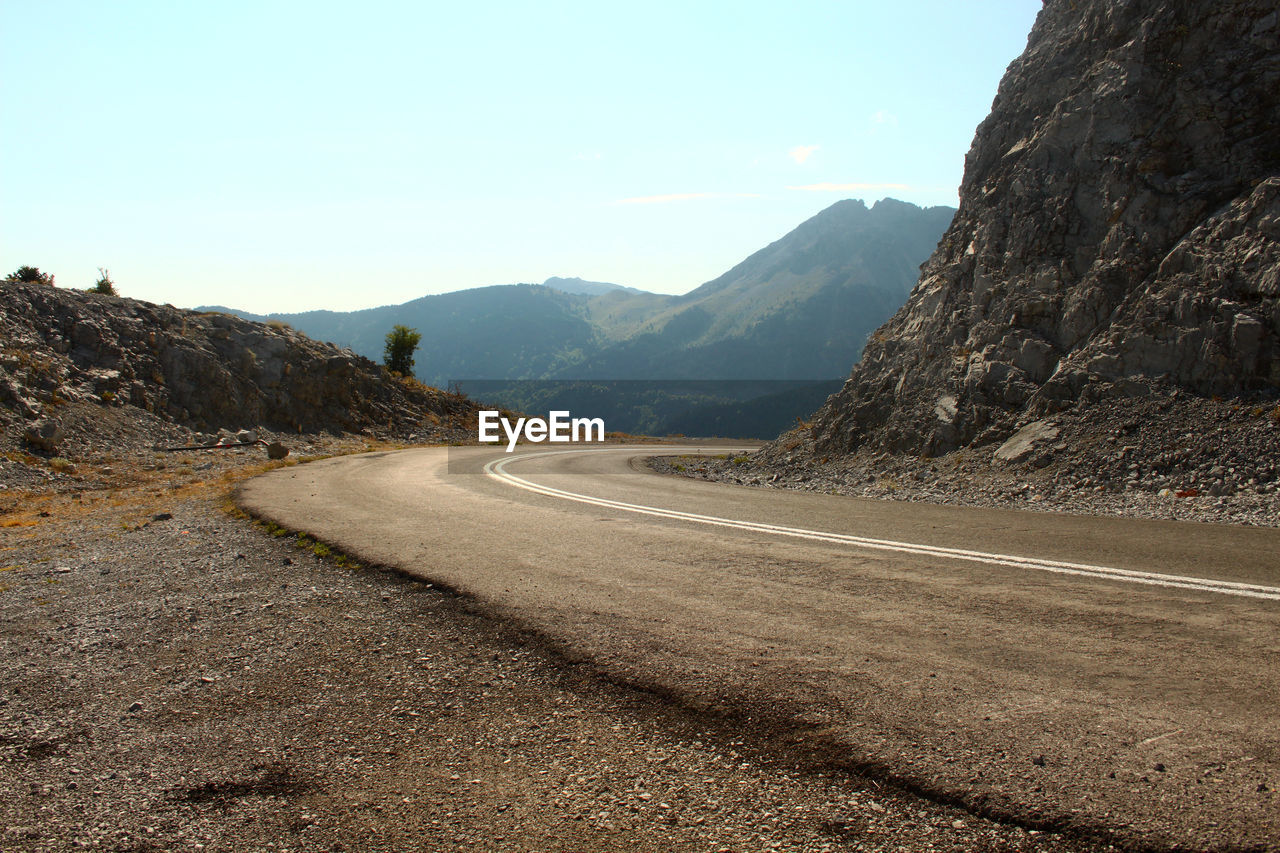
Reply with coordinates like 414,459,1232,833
0,280,475,491
773,0,1279,489
662,389,1280,527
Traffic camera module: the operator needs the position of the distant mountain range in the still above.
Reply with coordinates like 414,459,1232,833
204,198,953,435
206,199,953,387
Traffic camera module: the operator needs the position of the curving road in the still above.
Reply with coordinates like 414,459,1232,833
239,444,1280,849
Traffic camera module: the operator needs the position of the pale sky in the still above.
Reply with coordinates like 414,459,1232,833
2,1,1041,313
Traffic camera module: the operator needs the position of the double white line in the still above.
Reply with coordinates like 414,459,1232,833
486,448,1280,602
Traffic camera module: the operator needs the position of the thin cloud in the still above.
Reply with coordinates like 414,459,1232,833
870,110,899,127
788,182,911,193
612,192,763,205
788,144,819,164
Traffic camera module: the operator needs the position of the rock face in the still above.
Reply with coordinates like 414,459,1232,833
0,281,475,439
810,0,1279,458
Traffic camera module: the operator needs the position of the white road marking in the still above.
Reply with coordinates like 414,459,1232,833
485,447,1280,602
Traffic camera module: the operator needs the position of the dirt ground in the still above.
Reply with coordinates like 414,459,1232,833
0,444,1109,852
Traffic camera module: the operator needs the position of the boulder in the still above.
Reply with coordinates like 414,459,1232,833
994,420,1061,464
23,418,64,452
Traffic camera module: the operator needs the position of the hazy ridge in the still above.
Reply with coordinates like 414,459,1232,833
205,199,954,388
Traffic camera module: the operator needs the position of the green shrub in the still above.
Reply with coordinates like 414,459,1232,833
384,324,422,376
90,267,117,295
5,265,54,286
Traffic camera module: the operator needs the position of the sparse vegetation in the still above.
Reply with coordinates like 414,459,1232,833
5,265,55,286
383,324,422,377
284,528,360,568
90,267,117,295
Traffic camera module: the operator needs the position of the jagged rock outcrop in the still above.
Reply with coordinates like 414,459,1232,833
810,0,1279,457
0,281,475,440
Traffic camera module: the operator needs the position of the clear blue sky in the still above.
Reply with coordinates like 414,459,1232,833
2,1,1041,313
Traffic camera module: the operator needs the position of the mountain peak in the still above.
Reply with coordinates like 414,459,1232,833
540,277,648,297
683,198,955,303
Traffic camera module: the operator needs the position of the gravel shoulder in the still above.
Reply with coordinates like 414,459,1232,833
657,394,1280,528
0,445,1106,852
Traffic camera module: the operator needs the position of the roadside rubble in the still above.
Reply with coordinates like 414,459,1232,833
655,393,1280,528
155,428,291,460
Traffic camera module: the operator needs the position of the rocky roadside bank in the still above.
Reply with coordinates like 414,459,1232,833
0,449,1108,852
0,280,477,440
0,279,478,503
655,392,1280,528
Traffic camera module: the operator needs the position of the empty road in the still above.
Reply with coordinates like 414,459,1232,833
239,444,1280,849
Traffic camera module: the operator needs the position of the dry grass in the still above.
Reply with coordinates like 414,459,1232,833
0,461,290,536
0,436,423,538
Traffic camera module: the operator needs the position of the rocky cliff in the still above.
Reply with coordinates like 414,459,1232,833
0,281,474,454
806,0,1279,459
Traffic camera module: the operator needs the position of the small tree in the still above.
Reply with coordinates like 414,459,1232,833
383,324,422,377
90,267,117,295
5,265,55,286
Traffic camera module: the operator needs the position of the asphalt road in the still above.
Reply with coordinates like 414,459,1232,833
239,444,1280,849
